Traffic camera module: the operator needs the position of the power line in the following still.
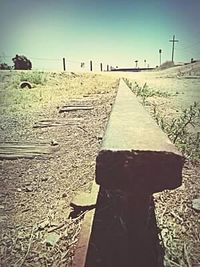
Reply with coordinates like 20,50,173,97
30,57,60,61
179,40,200,51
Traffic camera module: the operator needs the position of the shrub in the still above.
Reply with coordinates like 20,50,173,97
0,63,11,70
12,54,32,70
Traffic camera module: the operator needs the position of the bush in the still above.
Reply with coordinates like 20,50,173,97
12,54,32,70
0,63,11,70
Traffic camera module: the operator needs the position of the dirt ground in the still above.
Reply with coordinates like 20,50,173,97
0,71,118,267
0,63,200,267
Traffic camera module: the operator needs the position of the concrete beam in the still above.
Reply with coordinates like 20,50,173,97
72,80,184,267
96,79,184,194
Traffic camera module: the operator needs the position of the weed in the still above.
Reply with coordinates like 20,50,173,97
19,71,47,85
152,102,200,162
124,78,171,105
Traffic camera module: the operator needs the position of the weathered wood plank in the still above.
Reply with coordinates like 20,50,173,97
59,106,94,113
0,142,59,159
33,118,83,128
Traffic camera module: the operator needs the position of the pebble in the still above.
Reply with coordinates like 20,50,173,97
45,232,60,246
192,198,200,212
41,177,48,181
25,186,33,192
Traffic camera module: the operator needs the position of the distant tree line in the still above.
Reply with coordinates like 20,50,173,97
0,54,32,70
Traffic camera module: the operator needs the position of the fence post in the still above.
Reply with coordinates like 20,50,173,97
63,58,66,71
90,60,93,71
100,63,103,72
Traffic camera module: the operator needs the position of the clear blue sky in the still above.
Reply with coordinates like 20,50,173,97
0,0,200,71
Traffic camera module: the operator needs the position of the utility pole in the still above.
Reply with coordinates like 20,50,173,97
169,35,179,63
159,49,162,66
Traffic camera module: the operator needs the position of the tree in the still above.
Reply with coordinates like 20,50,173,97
0,63,11,70
12,54,32,70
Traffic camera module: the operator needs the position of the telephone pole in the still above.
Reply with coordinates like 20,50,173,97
169,35,179,63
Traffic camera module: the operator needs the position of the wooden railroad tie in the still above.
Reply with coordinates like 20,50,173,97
33,118,83,128
59,105,94,113
0,141,59,160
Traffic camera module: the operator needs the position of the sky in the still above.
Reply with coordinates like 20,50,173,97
0,0,200,71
